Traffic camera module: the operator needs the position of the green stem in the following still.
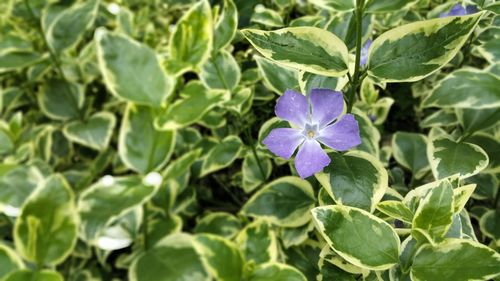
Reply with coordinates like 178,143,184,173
347,0,366,114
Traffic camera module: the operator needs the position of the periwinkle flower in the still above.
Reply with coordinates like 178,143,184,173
439,4,477,17
360,39,372,67
263,89,361,178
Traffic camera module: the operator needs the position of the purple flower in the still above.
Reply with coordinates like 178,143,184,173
439,4,477,17
262,89,361,178
360,39,372,67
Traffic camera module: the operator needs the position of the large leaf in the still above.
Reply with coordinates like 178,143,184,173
195,234,244,281
119,104,176,174
412,180,454,243
427,137,489,180
392,132,430,179
63,111,116,151
130,233,210,281
78,175,159,242
45,0,99,54
242,176,315,227
423,68,500,109
242,27,349,77
411,239,500,281
315,151,387,212
14,175,78,266
312,205,400,270
167,0,212,74
95,28,174,107
368,13,483,82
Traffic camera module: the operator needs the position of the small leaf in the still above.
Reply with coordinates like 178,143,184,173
368,13,483,82
38,79,83,121
242,176,315,227
480,210,500,245
242,27,349,77
248,263,307,281
255,55,299,95
312,205,400,270
213,0,238,51
194,212,242,239
200,50,240,90
195,234,244,281
14,175,78,266
392,132,430,179
241,151,272,193
4,270,63,281
376,200,414,223
63,112,116,151
200,135,243,176
0,244,24,279
236,220,278,264
365,0,418,13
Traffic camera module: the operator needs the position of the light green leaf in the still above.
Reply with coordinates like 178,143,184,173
200,50,240,90
167,0,212,74
242,27,349,77
312,205,400,270
95,28,174,107
63,112,116,151
248,263,307,281
194,212,242,239
4,270,63,281
119,104,176,174
279,222,314,248
368,13,483,82
0,244,24,279
38,79,83,121
0,165,43,214
213,0,237,51
195,234,244,281
155,81,228,130
200,135,243,176
130,233,210,281
376,200,414,223
392,132,430,179
45,0,99,54
315,151,387,212
78,175,159,242
365,0,418,13
242,176,315,227
308,0,355,11
427,137,489,180
250,6,284,27
255,55,299,95
411,239,500,281
423,68,500,109
236,220,278,264
14,174,78,266
412,180,454,243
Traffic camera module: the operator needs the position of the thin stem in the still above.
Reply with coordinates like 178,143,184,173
346,0,366,113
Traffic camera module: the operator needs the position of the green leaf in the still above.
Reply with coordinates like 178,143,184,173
250,6,284,27
456,107,500,135
368,13,483,82
315,151,387,212
130,233,210,281
248,263,307,281
194,212,242,239
213,0,237,51
236,220,278,264
427,137,489,180
480,210,500,245
242,176,315,227
38,79,83,121
119,104,176,174
255,55,299,95
95,28,174,107
4,270,63,281
195,234,244,281
308,0,355,11
200,135,243,176
155,81,228,130
412,180,454,243
376,200,414,223
45,0,99,54
423,68,500,109
241,151,272,193
392,132,430,179
411,239,500,281
0,244,23,279
299,71,344,97
0,50,44,73
0,165,43,214
14,174,78,266
63,112,116,151
468,134,500,173
200,50,240,90
167,0,213,74
352,108,381,157
78,175,160,242
365,0,418,13
312,205,400,270
242,27,349,77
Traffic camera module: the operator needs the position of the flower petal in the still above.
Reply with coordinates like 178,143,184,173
262,128,304,160
310,89,344,128
318,114,361,151
294,139,330,179
360,39,372,66
275,90,309,127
